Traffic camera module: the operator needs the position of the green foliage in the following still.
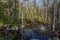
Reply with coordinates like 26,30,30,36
0,0,60,26
0,1,17,25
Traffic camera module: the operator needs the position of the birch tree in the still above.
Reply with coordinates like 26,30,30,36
53,0,58,31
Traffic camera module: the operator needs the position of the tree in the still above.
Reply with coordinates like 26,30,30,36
52,0,58,31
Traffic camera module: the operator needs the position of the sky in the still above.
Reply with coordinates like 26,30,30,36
19,0,60,7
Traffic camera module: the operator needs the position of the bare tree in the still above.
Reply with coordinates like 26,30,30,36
43,0,50,30
53,0,58,31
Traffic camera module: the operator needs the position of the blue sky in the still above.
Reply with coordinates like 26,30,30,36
19,0,60,7
36,0,43,6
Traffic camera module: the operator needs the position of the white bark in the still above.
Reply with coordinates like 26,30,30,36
53,0,58,31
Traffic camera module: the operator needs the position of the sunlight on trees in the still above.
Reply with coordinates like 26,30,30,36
0,0,60,30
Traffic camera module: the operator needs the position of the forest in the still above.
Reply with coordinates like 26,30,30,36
0,0,60,40
0,0,60,31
